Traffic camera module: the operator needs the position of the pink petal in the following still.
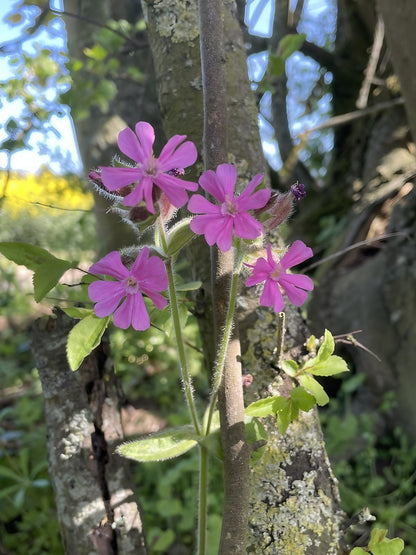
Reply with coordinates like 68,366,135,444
155,174,197,208
135,122,155,160
100,167,141,191
280,240,313,270
260,279,284,312
89,251,129,280
130,293,151,331
159,138,197,170
266,243,277,266
137,257,168,292
187,194,219,214
118,126,144,163
199,170,224,201
238,174,264,199
215,217,234,252
279,273,314,291
89,282,125,316
158,135,186,164
238,188,271,211
122,177,154,211
278,278,310,307
216,164,237,198
142,289,168,309
233,212,264,240
190,214,220,237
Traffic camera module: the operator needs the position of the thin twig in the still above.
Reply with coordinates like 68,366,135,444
356,15,385,109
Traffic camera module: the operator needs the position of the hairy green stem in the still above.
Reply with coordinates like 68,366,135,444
158,219,201,435
198,445,208,555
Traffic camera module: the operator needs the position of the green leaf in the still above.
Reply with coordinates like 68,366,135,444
316,329,335,361
67,314,110,371
290,387,316,412
32,259,74,302
166,218,195,256
199,429,223,461
0,242,61,271
349,549,367,555
83,44,108,61
276,402,291,434
307,355,349,377
117,426,199,462
368,528,405,555
62,307,94,319
152,529,175,552
276,33,307,61
175,281,202,292
299,374,329,406
281,359,298,377
245,396,282,418
245,416,268,464
268,53,285,77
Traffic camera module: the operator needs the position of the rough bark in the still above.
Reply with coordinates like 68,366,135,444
31,308,147,554
142,0,343,551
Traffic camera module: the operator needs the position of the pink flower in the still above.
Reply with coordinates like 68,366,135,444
245,241,314,312
188,164,271,252
88,248,168,331
100,122,198,213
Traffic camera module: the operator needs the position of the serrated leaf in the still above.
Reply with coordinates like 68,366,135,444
299,374,329,406
276,33,306,61
245,416,268,464
307,355,349,377
290,386,316,412
117,426,199,462
245,396,281,417
316,329,335,361
33,258,74,302
276,403,291,434
67,314,110,371
281,359,298,377
0,242,61,271
166,218,195,256
62,307,94,319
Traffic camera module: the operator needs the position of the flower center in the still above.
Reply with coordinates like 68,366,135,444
270,263,282,281
124,275,139,294
144,156,160,177
220,195,238,217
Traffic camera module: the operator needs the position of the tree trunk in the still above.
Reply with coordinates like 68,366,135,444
31,308,147,554
142,0,344,551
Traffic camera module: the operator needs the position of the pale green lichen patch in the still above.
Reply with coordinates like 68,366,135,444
60,408,92,460
153,0,199,43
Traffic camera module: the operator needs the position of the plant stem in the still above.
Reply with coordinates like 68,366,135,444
205,257,241,434
198,445,209,555
158,218,201,436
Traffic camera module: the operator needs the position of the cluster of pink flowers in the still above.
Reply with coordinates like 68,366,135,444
88,121,314,330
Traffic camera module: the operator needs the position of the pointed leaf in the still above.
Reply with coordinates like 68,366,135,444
0,241,72,271
62,307,94,319
299,374,329,406
166,218,195,256
290,386,316,412
245,416,268,464
316,329,335,361
245,396,283,417
67,314,110,371
307,355,349,377
175,281,202,292
276,33,307,61
281,359,298,377
33,259,73,302
276,402,291,434
117,426,199,462
198,429,223,461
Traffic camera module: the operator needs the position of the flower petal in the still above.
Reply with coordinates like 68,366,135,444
143,289,168,310
278,278,310,307
215,217,234,252
187,194,219,215
118,126,144,163
130,293,151,331
216,164,237,199
233,212,264,240
260,279,284,312
159,138,197,170
238,173,264,199
199,170,225,201
238,188,271,211
279,272,314,291
89,282,125,317
135,122,155,160
100,167,141,191
190,214,220,237
155,173,197,208
280,240,313,270
89,251,129,280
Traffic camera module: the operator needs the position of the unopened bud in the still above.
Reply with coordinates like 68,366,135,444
158,192,177,223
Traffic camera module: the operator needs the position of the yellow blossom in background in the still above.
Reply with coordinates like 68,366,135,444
0,168,93,218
